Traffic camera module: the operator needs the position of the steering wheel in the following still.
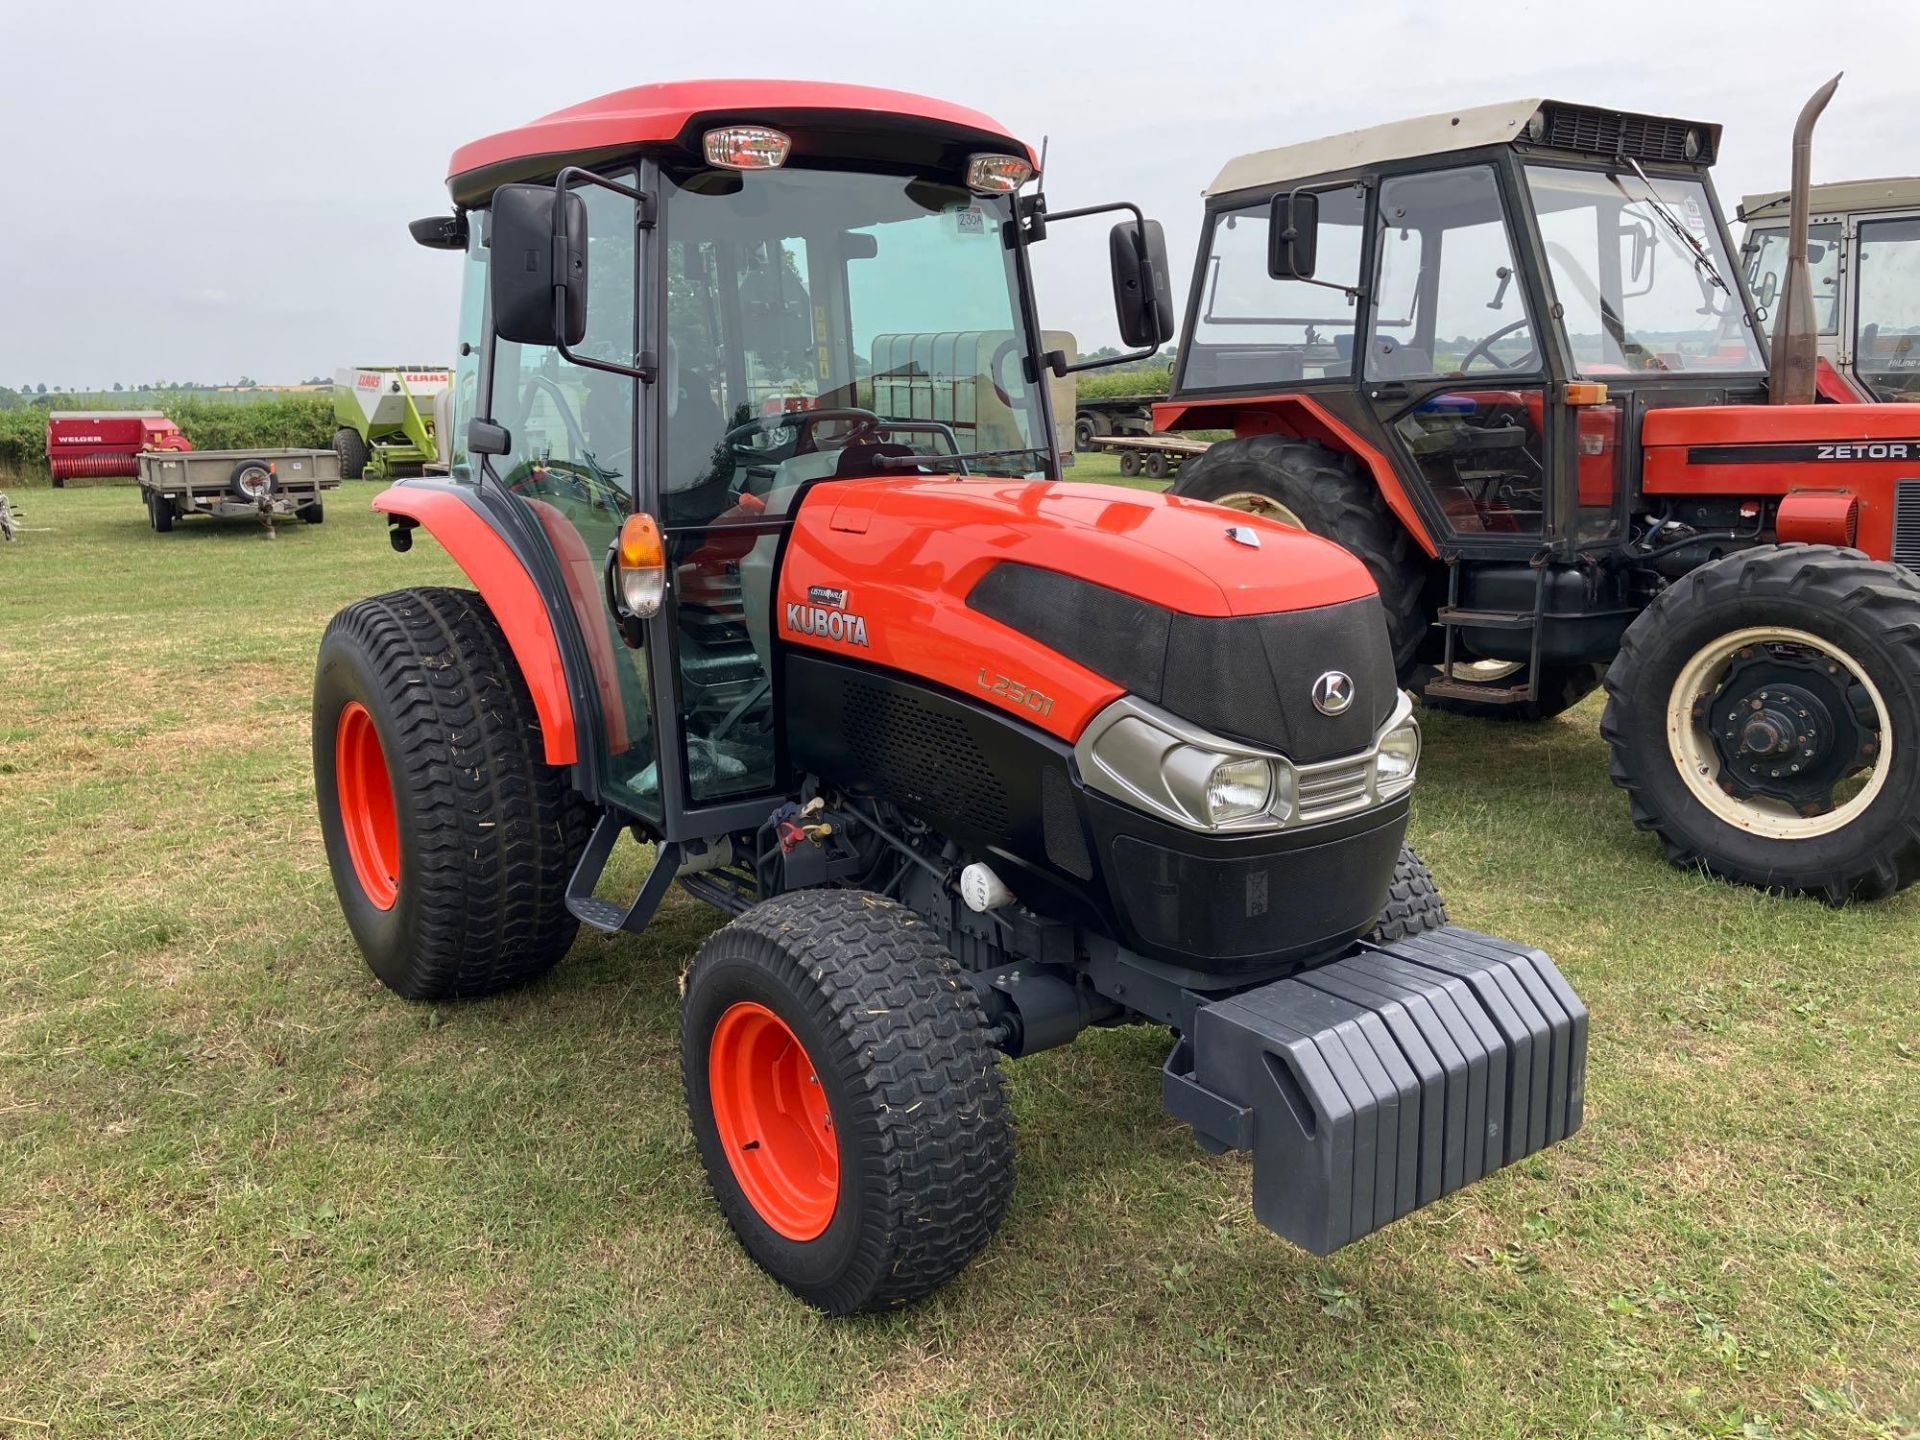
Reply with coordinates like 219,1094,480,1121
1460,319,1538,373
724,407,887,461
988,338,1025,408
518,373,591,460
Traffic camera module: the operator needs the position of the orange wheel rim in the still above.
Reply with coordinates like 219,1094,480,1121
335,701,400,910
708,1001,839,1241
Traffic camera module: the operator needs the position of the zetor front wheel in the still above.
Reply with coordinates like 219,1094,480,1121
681,890,1014,1315
313,586,591,996
1176,435,1429,680
1603,545,1920,903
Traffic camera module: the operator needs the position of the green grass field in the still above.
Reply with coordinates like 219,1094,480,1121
0,479,1916,1439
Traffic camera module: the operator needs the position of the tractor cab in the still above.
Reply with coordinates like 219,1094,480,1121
1169,99,1765,562
1740,177,1920,402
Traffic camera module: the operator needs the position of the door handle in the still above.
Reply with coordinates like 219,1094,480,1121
1368,383,1410,402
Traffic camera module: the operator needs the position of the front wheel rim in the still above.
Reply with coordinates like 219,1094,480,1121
1214,489,1306,530
1666,625,1892,841
335,701,400,909
708,1001,839,1241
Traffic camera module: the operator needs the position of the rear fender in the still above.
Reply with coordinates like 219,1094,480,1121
370,485,579,764
1155,393,1439,557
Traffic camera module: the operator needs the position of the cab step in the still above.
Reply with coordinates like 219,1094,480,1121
1436,605,1535,630
1420,675,1535,705
564,812,683,934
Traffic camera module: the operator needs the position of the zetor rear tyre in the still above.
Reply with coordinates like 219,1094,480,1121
333,426,370,480
1602,545,1920,903
1176,436,1429,680
1366,843,1450,942
313,586,591,997
681,890,1014,1315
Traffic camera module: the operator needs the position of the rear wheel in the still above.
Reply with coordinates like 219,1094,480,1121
1144,449,1170,480
1118,449,1141,477
681,890,1014,1314
313,586,592,996
147,491,174,533
1603,545,1920,902
1176,436,1429,680
333,426,370,480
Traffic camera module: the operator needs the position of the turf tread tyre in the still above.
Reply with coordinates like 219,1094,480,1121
1176,436,1429,679
682,889,1014,1315
1601,544,1920,902
333,426,370,480
314,586,591,997
1366,843,1449,942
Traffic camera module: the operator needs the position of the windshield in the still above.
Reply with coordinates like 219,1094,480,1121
1525,165,1764,375
1741,223,1841,334
659,166,1047,524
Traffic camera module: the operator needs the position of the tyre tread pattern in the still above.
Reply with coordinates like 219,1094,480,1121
1366,843,1450,942
685,889,1014,1314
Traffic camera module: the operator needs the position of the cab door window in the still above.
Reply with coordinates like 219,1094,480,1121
1855,217,1920,400
1368,166,1549,537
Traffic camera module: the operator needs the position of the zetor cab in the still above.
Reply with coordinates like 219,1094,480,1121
312,81,1586,1314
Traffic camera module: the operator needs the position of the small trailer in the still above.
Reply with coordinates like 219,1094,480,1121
1072,391,1158,451
1089,431,1212,480
136,448,340,532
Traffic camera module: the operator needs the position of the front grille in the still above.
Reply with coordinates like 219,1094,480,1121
1896,479,1920,572
1295,755,1373,822
1535,104,1714,165
841,679,1011,837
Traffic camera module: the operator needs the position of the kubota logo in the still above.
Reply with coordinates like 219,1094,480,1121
1311,671,1354,716
787,602,869,648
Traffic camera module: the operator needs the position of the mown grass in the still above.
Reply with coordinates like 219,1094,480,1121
0,483,1916,1439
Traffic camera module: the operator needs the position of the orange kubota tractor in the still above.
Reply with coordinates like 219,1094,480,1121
312,81,1587,1314
1161,81,1920,904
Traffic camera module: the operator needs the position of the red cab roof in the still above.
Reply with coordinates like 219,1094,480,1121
447,78,1030,202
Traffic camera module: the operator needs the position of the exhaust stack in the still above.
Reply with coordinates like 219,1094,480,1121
1768,74,1842,405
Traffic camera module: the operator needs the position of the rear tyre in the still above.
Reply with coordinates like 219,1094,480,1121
1602,545,1920,903
1366,843,1449,942
1144,449,1170,480
147,491,174,533
313,586,592,997
681,890,1014,1315
1074,414,1097,452
298,500,325,525
1176,436,1429,680
333,426,370,480
1118,449,1141,477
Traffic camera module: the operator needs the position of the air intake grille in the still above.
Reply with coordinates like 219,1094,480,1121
841,679,1011,837
1535,104,1714,165
1896,479,1920,572
1295,756,1373,822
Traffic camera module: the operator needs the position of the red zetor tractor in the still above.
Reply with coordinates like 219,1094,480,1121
313,81,1586,1314
1160,85,1920,903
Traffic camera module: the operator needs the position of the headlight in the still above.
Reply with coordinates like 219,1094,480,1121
1203,756,1273,825
1374,718,1420,793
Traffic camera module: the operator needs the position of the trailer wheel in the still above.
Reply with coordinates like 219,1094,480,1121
1603,545,1920,903
147,491,174,533
1365,843,1449,942
229,460,274,503
1074,415,1098,452
333,426,370,480
1176,436,1429,681
682,889,1013,1315
1118,450,1141,477
1144,450,1170,480
313,587,592,997
298,500,325,525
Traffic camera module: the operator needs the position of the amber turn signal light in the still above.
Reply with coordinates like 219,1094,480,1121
615,512,666,618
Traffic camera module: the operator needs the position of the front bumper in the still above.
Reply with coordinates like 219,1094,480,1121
1162,926,1587,1253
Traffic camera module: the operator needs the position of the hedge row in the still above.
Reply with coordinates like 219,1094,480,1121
1076,365,1172,400
0,396,336,484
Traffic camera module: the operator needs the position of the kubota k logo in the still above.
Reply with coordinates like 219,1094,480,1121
1311,671,1354,716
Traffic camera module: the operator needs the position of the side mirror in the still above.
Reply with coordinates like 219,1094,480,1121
490,183,589,348
1109,218,1176,348
1268,192,1319,279
409,212,468,251
1755,270,1780,310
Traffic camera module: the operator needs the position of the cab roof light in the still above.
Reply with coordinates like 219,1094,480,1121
965,153,1036,194
703,125,790,170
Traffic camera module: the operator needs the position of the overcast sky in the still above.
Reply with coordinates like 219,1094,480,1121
3,0,1916,389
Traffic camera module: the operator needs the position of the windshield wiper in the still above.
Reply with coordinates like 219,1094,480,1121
1620,156,1730,296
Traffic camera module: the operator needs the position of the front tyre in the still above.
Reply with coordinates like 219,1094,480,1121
1366,843,1449,942
313,586,591,997
681,890,1014,1315
1602,545,1920,903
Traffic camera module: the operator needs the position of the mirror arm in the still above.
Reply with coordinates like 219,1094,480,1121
549,165,657,382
